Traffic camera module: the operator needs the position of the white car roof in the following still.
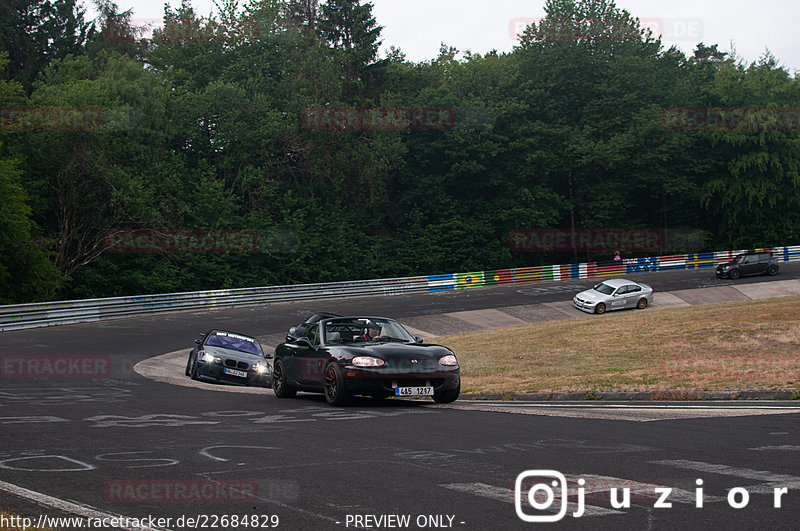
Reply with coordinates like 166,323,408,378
598,278,636,288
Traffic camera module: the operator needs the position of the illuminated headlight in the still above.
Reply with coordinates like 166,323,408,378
253,363,268,374
199,351,220,363
439,354,458,366
351,356,385,367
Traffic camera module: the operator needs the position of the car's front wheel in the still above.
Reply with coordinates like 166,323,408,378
324,363,350,406
188,354,201,380
185,352,192,376
767,264,779,276
729,269,741,280
272,359,297,398
636,298,648,309
433,382,460,404
595,303,606,314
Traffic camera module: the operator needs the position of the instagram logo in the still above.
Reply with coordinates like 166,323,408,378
514,470,568,522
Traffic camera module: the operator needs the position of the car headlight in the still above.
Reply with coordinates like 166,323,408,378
351,356,385,367
439,354,458,366
253,362,268,374
199,351,220,363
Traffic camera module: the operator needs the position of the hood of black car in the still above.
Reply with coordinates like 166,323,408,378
338,342,453,360
203,346,264,363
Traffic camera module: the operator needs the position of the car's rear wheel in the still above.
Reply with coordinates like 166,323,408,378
767,264,779,276
324,362,350,406
636,298,648,309
595,303,606,314
272,360,297,398
433,382,460,404
729,269,741,280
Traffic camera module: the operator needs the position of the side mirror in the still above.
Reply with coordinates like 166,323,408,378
264,352,273,359
414,336,423,343
295,337,312,348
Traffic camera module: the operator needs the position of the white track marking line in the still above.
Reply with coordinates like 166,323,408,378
0,479,166,531
455,402,800,409
651,459,800,496
650,460,800,484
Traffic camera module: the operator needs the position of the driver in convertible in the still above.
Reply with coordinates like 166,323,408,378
362,323,381,342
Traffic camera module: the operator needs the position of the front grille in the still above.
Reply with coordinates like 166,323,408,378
223,359,250,370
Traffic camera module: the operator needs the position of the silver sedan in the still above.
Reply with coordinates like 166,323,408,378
573,278,654,314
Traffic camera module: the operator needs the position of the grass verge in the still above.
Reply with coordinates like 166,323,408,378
432,295,800,394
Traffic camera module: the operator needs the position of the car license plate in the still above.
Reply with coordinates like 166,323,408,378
395,386,434,397
224,368,248,378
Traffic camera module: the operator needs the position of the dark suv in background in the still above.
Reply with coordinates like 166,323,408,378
716,251,779,279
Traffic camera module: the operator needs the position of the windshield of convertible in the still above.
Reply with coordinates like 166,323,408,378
206,331,263,356
323,318,415,345
593,283,615,295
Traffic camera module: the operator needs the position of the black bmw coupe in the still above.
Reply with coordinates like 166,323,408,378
272,316,460,406
185,330,272,387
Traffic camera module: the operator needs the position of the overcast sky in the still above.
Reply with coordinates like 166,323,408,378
104,0,799,71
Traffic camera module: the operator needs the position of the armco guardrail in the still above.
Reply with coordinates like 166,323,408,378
1,245,798,331
426,246,799,290
0,276,430,331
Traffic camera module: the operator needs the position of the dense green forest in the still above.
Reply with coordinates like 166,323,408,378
1,0,799,303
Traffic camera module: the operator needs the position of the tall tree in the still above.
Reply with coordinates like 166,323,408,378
0,0,93,91
0,53,63,301
697,53,800,248
318,0,381,99
21,51,169,281
86,0,146,58
284,0,319,36
512,0,684,259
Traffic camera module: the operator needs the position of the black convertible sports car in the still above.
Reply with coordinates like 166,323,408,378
272,316,460,406
185,330,272,387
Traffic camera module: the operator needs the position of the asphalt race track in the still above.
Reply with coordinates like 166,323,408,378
1,265,800,530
